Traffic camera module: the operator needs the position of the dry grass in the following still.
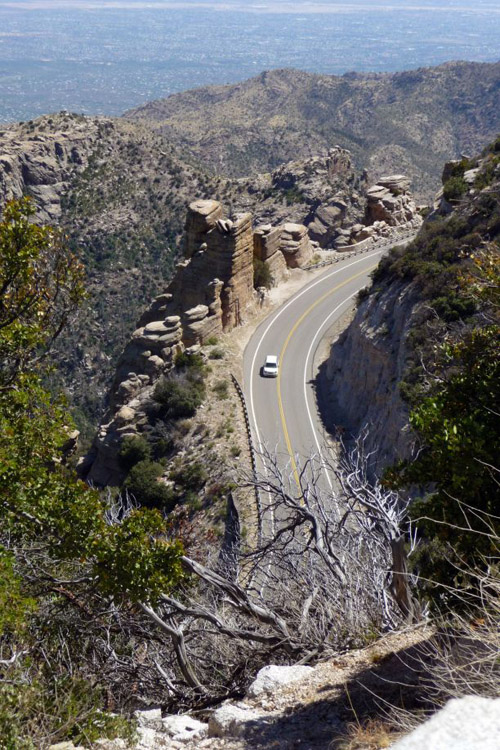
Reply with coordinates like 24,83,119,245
334,718,400,750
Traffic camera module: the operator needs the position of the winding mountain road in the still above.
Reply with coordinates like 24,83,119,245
242,244,395,496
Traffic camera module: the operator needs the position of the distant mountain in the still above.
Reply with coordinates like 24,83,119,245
126,61,500,201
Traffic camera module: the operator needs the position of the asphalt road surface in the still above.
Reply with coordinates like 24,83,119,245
243,247,386,497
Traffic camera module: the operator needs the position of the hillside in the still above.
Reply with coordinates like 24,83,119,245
126,61,500,201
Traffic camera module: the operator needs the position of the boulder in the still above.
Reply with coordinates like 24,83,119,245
366,174,421,230
254,224,282,261
247,664,314,698
279,222,313,268
162,714,208,741
208,704,262,738
183,304,209,323
134,708,163,730
391,696,500,750
266,248,288,285
377,174,410,193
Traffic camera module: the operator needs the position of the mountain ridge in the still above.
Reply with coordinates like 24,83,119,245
126,60,500,200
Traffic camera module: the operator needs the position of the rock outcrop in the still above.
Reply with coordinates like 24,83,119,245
84,198,258,485
0,113,102,222
329,173,422,248
278,222,314,268
253,223,288,284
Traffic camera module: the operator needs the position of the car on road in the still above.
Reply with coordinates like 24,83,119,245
262,355,279,377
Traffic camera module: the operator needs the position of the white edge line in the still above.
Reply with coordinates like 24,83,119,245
247,248,384,451
303,291,358,491
246,248,383,537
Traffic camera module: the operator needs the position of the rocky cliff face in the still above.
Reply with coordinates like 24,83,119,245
320,277,424,473
0,114,102,222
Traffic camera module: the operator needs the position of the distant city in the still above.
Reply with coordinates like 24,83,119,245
0,0,499,123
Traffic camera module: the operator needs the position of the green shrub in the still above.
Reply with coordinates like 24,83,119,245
124,460,175,510
153,374,205,419
118,434,151,470
0,675,136,750
175,350,205,372
213,379,229,400
253,256,273,289
209,347,225,360
171,461,207,492
443,175,468,201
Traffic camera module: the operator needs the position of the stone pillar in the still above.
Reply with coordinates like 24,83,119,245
185,199,223,258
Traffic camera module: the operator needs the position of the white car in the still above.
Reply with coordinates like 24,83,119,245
262,355,279,377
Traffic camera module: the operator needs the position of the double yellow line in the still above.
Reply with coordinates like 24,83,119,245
276,265,377,490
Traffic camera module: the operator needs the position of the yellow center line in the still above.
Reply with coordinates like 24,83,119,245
277,264,378,490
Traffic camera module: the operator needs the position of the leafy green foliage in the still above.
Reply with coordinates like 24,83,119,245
153,376,206,419
253,256,273,289
0,198,86,385
124,460,176,512
443,175,468,201
386,243,500,595
171,461,208,492
0,674,136,750
153,351,207,419
0,202,184,745
118,434,152,470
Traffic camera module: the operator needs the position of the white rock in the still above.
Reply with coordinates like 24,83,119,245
134,708,163,729
136,726,171,749
391,696,500,750
246,664,314,698
208,704,262,738
162,714,208,741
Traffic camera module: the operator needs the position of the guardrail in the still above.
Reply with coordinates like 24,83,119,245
231,373,263,542
302,228,418,271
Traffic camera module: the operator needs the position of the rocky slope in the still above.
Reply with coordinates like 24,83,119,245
126,61,500,201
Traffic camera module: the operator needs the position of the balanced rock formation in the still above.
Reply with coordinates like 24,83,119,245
335,174,423,247
279,222,314,268
184,199,223,258
366,174,418,227
253,223,288,284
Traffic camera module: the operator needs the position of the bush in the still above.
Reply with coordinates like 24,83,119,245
174,350,205,372
118,435,151,470
208,347,225,360
253,257,273,289
443,176,468,201
124,460,175,511
171,461,207,492
153,374,205,419
213,379,229,399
